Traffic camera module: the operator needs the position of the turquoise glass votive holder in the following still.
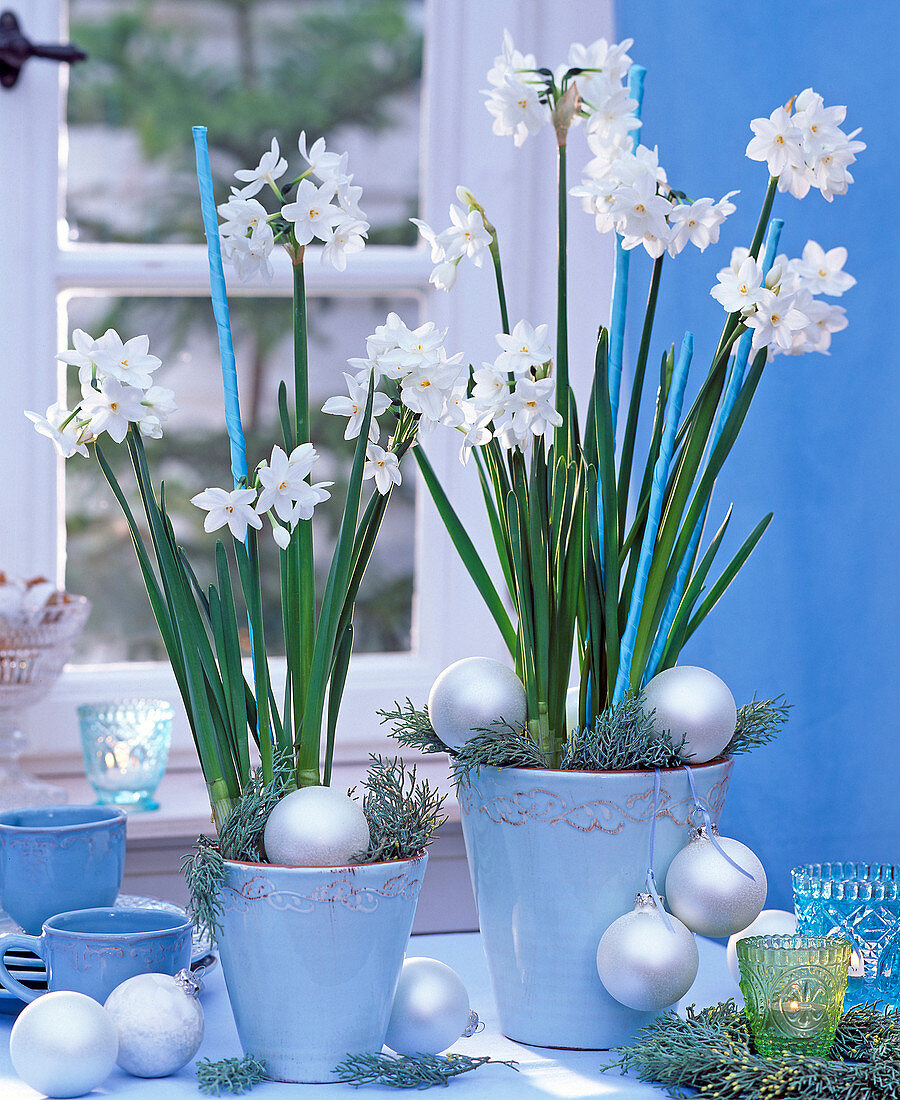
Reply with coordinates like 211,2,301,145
78,700,173,811
737,934,850,1058
793,862,900,1008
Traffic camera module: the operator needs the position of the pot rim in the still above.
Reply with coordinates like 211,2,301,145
223,849,427,872
0,805,126,832
463,756,732,778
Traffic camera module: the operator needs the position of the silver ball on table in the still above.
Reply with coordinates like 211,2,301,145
385,957,471,1055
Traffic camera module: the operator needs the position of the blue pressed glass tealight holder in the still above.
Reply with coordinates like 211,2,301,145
793,862,900,1008
78,700,173,811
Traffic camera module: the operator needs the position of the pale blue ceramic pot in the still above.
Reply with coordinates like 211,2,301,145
458,759,733,1049
218,853,428,1083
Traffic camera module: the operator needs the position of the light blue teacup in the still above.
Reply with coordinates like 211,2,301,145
0,906,193,1003
0,805,126,933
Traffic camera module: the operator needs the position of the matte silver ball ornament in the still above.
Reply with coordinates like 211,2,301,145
104,971,204,1078
642,665,736,762
385,957,471,1055
596,894,699,1011
263,786,370,866
428,657,527,750
726,909,797,983
664,825,767,937
10,991,118,1098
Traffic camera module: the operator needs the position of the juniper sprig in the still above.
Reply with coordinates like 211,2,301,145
724,695,790,756
380,699,449,755
561,692,686,770
354,754,447,863
450,723,548,787
181,835,227,945
332,1051,518,1089
196,1054,269,1096
219,752,293,862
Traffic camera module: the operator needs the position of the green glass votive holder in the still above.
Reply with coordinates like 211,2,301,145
78,700,173,811
736,934,850,1058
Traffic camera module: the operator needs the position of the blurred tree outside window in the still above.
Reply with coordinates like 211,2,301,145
64,0,424,663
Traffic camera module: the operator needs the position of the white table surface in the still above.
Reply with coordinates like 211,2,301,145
0,932,742,1098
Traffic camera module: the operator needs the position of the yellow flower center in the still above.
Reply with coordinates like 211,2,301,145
818,268,827,277
635,203,646,214
109,401,118,411
775,135,784,145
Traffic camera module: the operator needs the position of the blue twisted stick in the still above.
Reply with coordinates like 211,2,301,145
192,125,248,487
683,765,755,880
607,64,646,437
642,219,785,681
612,332,693,704
646,768,674,931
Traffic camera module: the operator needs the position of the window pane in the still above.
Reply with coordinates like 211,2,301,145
64,294,419,662
66,0,423,245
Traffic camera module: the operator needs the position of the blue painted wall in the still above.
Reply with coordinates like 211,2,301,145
614,2,900,908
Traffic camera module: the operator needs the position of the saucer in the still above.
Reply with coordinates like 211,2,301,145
0,893,214,1014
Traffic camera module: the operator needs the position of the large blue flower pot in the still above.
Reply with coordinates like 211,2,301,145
218,854,427,1082
458,760,733,1049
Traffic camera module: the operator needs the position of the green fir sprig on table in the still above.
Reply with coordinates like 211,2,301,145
354,754,448,863
724,695,791,756
379,700,448,756
196,1054,269,1095
561,693,685,770
181,836,227,945
606,999,900,1099
333,1051,518,1089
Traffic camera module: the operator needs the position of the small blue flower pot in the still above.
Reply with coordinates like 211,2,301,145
458,760,733,1049
218,853,427,1082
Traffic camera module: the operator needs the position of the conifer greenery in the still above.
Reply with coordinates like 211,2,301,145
333,1051,518,1089
607,999,900,1099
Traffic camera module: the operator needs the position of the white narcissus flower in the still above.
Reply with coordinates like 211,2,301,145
795,241,856,296
364,445,402,496
90,333,162,391
471,363,509,418
410,218,447,264
458,418,493,465
140,385,178,424
495,320,553,377
792,298,848,355
282,179,344,246
441,205,492,266
710,256,765,314
346,312,409,379
79,378,146,443
25,403,90,459
322,217,368,271
322,373,391,440
584,86,641,144
746,106,805,178
298,132,348,184
234,138,288,198
57,328,123,385
507,377,563,441
429,258,460,291
745,289,810,353
378,321,448,379
191,487,263,540
615,174,672,250
255,443,329,522
289,481,332,522
484,74,546,147
567,37,633,107
228,226,276,284
218,196,269,238
400,357,464,421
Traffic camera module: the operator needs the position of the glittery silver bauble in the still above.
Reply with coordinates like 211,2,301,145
263,786,370,866
726,909,797,982
385,957,471,1055
642,665,736,762
10,991,118,1098
664,825,767,937
596,894,699,1012
104,971,204,1078
428,657,527,750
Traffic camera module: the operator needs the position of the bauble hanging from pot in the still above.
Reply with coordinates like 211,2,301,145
596,894,699,1012
428,657,527,750
642,665,736,763
664,824,767,937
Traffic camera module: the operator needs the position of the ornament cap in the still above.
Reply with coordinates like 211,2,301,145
693,823,720,841
175,968,202,998
462,1010,482,1038
634,891,667,910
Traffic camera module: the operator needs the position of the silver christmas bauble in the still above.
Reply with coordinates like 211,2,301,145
642,665,736,762
428,657,527,750
104,972,204,1077
726,908,797,982
385,957,471,1055
263,786,370,866
596,894,699,1012
665,826,767,937
10,991,118,1098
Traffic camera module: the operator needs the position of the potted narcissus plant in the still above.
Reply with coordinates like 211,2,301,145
379,35,861,1048
30,128,450,1082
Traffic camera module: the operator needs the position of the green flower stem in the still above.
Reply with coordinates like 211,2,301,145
554,142,569,450
292,260,315,727
490,239,511,336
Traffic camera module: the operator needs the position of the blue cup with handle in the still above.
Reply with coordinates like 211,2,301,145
0,906,193,1004
0,805,126,933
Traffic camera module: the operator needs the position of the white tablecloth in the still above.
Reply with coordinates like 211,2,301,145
0,932,741,1098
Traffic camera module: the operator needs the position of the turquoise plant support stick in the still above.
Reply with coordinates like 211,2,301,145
192,125,248,486
613,332,692,703
643,219,785,680
607,64,647,434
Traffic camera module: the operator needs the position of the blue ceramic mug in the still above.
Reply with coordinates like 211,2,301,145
0,805,126,933
0,906,193,1003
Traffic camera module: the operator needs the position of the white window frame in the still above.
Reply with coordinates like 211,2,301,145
1,0,614,778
